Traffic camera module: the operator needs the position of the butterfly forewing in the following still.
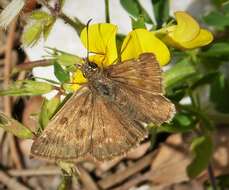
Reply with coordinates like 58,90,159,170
106,53,163,94
31,86,93,160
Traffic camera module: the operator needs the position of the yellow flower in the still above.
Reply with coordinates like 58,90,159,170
71,23,170,90
156,11,213,50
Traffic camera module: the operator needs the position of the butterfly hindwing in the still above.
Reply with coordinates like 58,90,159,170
106,53,175,125
89,95,147,161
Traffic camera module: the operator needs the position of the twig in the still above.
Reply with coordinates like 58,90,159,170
0,170,30,190
98,152,156,189
111,171,153,190
3,19,16,116
77,165,99,190
14,59,53,72
208,164,218,190
8,167,61,176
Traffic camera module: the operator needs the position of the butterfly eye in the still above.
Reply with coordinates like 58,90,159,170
88,62,98,71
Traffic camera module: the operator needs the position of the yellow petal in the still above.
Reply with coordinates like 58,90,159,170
70,69,87,91
171,11,200,43
121,29,170,66
80,23,118,66
181,29,214,49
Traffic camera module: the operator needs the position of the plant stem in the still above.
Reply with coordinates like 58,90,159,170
14,59,53,72
208,164,218,190
105,0,110,23
59,13,85,35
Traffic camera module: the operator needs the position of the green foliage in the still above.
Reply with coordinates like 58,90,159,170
201,42,229,58
22,11,56,46
120,0,153,24
203,1,229,30
151,0,169,27
131,16,146,29
54,62,70,83
22,22,43,46
203,11,229,30
158,112,196,133
39,95,61,130
163,58,196,89
210,73,229,113
0,80,53,96
0,112,33,139
187,135,214,178
47,48,83,67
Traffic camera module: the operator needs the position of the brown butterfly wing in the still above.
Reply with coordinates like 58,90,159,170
106,53,175,125
107,53,163,94
31,86,147,161
89,95,147,161
31,86,93,161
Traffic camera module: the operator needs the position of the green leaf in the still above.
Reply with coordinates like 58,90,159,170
201,43,229,57
158,112,196,133
163,58,196,89
120,0,153,24
43,17,55,40
22,22,43,46
45,47,83,66
191,72,219,90
0,80,53,96
131,16,146,29
210,73,229,113
54,62,70,83
0,112,33,139
187,135,213,178
203,11,229,30
151,0,169,27
57,53,83,67
148,124,157,148
39,95,61,130
223,1,229,13
30,11,51,20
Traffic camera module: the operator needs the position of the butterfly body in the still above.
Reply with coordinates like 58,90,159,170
31,53,175,162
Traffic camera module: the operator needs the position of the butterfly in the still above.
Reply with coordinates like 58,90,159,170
30,53,175,162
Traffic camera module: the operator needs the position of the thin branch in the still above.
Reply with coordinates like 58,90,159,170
3,20,16,116
208,164,218,190
8,167,61,177
14,59,53,72
0,170,29,190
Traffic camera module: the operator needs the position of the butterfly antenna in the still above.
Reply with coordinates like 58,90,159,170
86,19,93,61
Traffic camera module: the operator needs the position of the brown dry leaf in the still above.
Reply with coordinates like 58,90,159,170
150,127,229,187
150,134,190,185
127,142,151,160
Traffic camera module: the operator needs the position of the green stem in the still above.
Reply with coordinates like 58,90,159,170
208,164,218,190
105,0,110,23
59,13,85,35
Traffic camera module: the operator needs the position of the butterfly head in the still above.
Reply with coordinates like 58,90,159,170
82,60,101,79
